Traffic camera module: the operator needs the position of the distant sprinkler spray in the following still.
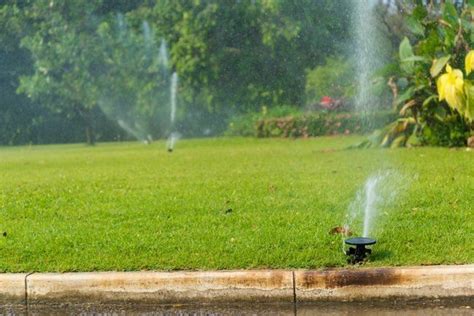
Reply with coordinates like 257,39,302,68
170,72,177,125
167,72,178,152
167,132,178,153
158,39,169,70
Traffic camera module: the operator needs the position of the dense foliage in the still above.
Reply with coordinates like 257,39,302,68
305,57,355,107
227,110,395,138
376,1,473,147
225,106,301,137
1,1,471,146
0,0,351,145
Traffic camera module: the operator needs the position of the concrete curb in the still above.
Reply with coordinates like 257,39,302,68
27,270,294,304
1,265,472,304
295,265,474,301
0,273,27,304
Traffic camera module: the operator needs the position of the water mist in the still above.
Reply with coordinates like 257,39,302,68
342,0,393,263
97,16,178,144
344,171,397,239
167,72,179,152
353,0,392,113
342,170,412,263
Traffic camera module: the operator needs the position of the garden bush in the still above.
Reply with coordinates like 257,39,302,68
226,110,396,138
225,106,301,137
256,112,396,138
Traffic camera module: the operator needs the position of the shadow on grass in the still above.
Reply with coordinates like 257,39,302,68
369,250,393,262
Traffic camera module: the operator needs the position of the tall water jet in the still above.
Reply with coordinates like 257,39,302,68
352,0,390,123
344,171,397,239
342,0,394,263
362,174,382,237
342,170,410,263
158,39,169,71
170,72,178,127
167,72,178,152
343,172,386,263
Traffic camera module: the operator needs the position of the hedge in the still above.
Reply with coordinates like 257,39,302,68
227,111,397,138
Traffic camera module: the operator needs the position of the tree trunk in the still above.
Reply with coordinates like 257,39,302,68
85,125,95,146
83,108,96,146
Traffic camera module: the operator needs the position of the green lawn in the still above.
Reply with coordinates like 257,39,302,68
0,137,472,272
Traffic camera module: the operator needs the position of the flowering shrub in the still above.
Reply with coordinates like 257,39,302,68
375,2,473,147
226,110,395,138
253,112,395,138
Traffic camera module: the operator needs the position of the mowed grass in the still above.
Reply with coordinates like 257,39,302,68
0,136,472,272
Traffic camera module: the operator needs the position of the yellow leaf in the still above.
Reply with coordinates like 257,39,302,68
437,74,448,100
464,81,474,122
436,64,466,114
430,55,450,78
466,51,474,75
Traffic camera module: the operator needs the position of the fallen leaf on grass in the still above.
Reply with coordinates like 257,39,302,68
329,226,352,236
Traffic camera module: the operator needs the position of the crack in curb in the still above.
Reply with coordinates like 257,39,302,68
24,272,35,314
292,270,297,315
292,270,296,303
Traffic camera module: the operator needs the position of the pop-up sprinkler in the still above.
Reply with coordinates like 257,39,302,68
345,237,376,264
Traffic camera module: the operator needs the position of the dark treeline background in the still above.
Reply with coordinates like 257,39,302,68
0,0,438,145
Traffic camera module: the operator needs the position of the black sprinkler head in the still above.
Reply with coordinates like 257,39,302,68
167,148,173,153
345,237,376,264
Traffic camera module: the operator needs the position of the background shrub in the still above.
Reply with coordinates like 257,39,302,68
227,110,396,138
225,106,301,137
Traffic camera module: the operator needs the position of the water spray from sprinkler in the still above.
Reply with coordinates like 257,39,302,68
167,72,178,152
341,173,387,264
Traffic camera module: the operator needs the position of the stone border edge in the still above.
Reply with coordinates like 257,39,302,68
0,265,472,305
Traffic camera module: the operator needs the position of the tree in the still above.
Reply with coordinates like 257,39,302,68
14,1,105,144
4,0,355,142
131,0,352,134
10,1,144,144
0,4,31,145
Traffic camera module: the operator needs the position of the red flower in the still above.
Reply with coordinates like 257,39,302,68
320,96,333,104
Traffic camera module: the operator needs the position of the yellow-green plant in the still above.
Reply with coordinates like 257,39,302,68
466,50,474,74
436,52,474,122
372,2,474,148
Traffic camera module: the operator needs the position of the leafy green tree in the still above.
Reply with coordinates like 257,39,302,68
4,0,354,142
15,1,106,144
130,0,353,134
259,0,352,106
0,4,36,145
8,1,144,144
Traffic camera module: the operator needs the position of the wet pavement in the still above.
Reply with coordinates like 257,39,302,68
0,297,472,315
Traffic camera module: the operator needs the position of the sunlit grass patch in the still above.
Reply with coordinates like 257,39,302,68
0,137,472,272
